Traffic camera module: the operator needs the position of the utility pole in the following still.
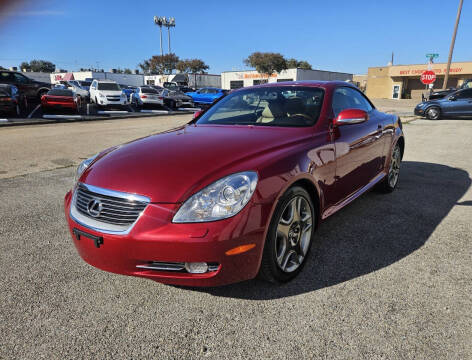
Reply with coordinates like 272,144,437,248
442,0,463,90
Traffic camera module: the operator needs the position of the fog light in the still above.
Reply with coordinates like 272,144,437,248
185,262,208,274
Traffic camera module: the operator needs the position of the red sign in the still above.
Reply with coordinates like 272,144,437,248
421,70,436,84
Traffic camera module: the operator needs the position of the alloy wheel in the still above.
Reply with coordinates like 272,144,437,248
388,145,401,188
275,196,313,273
427,107,439,120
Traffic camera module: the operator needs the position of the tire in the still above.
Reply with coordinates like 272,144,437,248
169,100,176,110
10,103,21,117
377,142,402,193
426,106,441,120
259,186,316,283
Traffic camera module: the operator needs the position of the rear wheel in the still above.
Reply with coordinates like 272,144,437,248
259,186,316,283
426,106,440,120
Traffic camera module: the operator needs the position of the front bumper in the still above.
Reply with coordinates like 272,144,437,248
64,190,268,286
98,98,127,106
414,107,425,116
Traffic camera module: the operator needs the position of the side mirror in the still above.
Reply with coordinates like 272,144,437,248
193,110,203,119
448,95,456,101
334,109,368,126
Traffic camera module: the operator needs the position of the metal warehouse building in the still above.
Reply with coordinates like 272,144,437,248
222,68,353,90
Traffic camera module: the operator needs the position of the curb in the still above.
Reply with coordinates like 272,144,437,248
0,111,194,127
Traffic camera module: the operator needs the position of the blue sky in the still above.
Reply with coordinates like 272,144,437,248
0,0,471,74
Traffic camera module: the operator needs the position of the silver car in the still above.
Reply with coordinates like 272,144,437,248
131,86,164,109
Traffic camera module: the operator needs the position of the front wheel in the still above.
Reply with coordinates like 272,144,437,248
259,186,316,283
378,143,402,193
426,106,441,120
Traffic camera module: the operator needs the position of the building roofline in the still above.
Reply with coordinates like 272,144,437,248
368,60,472,69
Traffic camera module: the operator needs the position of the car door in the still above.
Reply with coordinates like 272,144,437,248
448,89,472,115
12,73,36,99
194,88,206,103
332,87,385,203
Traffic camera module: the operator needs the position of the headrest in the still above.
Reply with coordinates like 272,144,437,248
261,101,285,118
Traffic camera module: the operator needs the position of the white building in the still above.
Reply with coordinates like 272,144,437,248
221,68,353,90
144,73,221,88
50,71,145,86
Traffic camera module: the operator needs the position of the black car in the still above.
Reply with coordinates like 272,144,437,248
161,89,194,109
0,70,50,102
0,84,27,117
415,88,472,119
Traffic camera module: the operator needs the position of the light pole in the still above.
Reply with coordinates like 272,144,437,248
442,0,464,90
153,16,165,56
164,17,176,54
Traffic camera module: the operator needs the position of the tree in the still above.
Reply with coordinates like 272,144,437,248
176,59,209,74
123,68,132,74
244,52,287,76
22,59,56,72
20,61,31,71
138,60,151,74
148,53,180,74
286,58,312,70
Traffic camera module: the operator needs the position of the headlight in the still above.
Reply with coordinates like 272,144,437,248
99,93,105,98
74,154,98,184
173,171,258,223
121,93,126,99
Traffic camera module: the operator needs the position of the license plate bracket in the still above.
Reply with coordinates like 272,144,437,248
73,228,104,248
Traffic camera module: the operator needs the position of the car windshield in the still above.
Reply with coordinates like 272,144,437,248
48,89,73,96
97,83,121,91
141,87,159,94
80,81,91,88
197,86,324,127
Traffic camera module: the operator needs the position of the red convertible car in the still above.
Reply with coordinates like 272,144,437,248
64,81,404,287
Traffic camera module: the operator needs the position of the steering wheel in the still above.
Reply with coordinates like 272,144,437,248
288,113,312,122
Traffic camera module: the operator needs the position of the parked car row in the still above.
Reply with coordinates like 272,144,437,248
0,69,230,117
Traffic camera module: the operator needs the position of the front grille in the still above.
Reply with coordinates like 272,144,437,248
75,184,148,226
106,96,121,101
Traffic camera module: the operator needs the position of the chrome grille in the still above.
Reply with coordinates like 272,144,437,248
106,95,121,101
74,183,148,227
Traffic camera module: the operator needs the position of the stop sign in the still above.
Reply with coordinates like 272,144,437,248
421,70,436,84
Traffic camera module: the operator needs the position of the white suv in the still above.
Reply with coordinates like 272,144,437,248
89,80,128,108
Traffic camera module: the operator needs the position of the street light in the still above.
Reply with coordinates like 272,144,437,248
153,15,166,56
153,16,176,55
165,17,176,54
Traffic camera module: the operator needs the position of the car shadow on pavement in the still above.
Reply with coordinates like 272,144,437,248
196,161,471,300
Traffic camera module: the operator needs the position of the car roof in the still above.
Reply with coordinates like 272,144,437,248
237,80,356,91
95,79,117,83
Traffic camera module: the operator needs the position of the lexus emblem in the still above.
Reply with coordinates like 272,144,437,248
87,199,103,218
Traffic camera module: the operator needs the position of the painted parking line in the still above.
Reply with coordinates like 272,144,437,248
97,110,130,114
27,104,41,118
42,115,83,119
140,110,169,114
177,107,201,111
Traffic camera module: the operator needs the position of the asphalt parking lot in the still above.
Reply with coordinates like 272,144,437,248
0,117,471,359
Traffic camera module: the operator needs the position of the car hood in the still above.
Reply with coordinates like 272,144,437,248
97,90,123,96
171,94,192,101
81,124,311,203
